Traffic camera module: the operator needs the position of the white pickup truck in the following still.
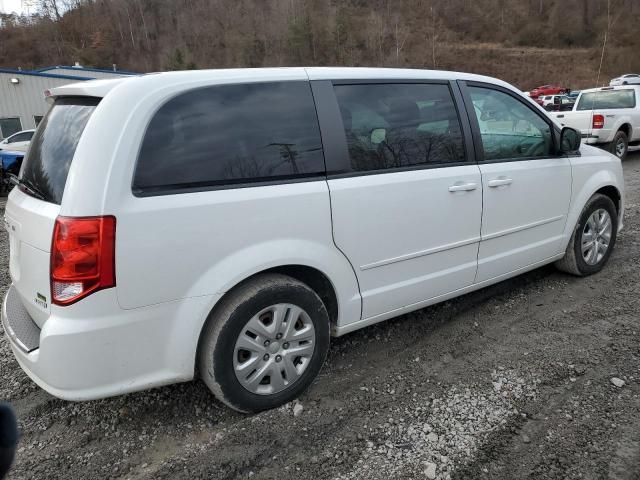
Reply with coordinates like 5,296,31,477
552,85,640,159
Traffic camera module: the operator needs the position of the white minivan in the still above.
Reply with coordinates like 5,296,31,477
2,68,624,413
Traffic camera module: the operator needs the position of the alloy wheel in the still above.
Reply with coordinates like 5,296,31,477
581,208,612,265
615,138,626,158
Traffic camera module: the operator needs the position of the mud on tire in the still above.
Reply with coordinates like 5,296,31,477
198,273,330,413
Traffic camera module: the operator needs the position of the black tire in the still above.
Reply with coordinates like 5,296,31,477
555,194,618,276
608,130,628,160
198,273,330,413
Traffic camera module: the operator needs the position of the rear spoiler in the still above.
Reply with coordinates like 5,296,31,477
45,77,132,102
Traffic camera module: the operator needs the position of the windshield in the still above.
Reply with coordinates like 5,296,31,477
20,97,100,204
576,90,636,110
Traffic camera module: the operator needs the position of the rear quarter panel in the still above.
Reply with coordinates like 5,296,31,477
113,183,361,329
599,110,633,142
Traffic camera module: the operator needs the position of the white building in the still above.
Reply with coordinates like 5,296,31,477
0,65,136,138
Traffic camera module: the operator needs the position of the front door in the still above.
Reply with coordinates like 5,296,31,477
462,82,572,283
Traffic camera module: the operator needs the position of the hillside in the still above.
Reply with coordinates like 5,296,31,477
1,0,639,90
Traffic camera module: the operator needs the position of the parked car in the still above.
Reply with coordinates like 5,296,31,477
542,95,576,112
609,74,640,86
0,150,25,194
0,129,34,151
539,95,553,106
533,94,573,108
539,94,562,107
2,68,624,413
529,84,570,98
553,85,640,160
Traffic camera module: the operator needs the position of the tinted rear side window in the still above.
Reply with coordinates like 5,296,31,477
21,97,99,204
576,90,636,110
333,83,465,172
134,82,325,194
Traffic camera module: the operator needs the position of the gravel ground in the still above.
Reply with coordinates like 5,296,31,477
1,152,640,480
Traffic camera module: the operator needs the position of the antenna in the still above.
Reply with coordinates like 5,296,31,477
587,0,611,139
595,0,610,89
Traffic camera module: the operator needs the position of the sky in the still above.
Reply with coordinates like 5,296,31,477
0,0,30,15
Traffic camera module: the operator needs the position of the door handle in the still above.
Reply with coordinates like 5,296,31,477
487,178,513,188
448,182,477,192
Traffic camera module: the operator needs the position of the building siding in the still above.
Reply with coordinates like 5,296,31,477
0,68,133,138
0,73,81,136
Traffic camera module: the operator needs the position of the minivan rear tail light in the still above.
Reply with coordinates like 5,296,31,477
51,216,116,306
592,114,605,129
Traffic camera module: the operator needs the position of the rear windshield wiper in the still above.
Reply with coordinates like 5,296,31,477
7,174,45,200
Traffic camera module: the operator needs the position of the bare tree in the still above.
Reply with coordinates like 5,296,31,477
1,0,639,89
393,14,408,65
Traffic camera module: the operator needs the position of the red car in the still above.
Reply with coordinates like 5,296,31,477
530,84,570,99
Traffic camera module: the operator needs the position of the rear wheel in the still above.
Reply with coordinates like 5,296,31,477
198,273,330,413
555,194,617,276
608,130,628,160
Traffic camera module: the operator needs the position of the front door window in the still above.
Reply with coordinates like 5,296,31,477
469,87,552,161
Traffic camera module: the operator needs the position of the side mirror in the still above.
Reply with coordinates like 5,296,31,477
370,128,386,145
559,127,581,153
0,403,18,479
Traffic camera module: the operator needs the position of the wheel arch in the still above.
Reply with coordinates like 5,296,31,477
618,123,632,139
595,185,622,215
193,263,346,377
563,171,623,251
203,264,341,328
264,265,339,329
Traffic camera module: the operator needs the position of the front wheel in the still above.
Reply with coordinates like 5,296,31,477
555,194,618,276
198,273,330,413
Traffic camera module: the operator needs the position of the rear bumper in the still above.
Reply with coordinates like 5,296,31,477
580,129,613,145
2,285,219,400
581,133,600,141
2,285,41,353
